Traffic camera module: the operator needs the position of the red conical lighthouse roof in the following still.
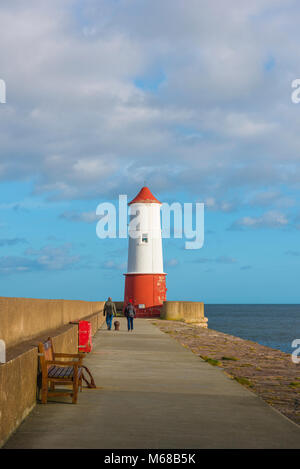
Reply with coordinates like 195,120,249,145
128,186,162,205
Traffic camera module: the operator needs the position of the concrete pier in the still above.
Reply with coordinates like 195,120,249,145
5,318,300,449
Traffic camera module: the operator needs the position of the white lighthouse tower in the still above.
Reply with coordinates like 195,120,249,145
124,186,167,317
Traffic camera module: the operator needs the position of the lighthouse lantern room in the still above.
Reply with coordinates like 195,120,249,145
124,186,167,318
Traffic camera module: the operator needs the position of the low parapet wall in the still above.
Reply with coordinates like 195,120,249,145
0,297,104,348
0,297,105,448
0,323,79,447
161,301,208,327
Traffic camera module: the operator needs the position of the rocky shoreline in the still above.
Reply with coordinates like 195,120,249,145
153,319,300,426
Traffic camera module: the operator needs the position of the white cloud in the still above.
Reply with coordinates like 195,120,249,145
0,238,27,246
194,256,237,264
222,113,277,138
205,197,237,213
230,210,289,229
0,0,300,205
285,250,300,256
24,244,80,271
0,242,80,274
248,191,296,208
102,260,126,270
60,210,99,223
166,258,179,267
216,256,237,264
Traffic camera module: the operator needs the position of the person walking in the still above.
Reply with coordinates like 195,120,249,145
124,300,136,331
103,297,116,330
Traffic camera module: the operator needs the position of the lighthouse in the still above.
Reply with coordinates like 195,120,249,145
124,186,167,318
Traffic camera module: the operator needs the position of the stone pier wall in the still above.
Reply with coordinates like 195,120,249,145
0,297,105,448
0,297,104,348
161,301,208,327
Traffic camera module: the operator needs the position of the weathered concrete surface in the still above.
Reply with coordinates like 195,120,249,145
155,320,300,426
161,301,208,326
0,297,104,348
4,318,300,449
0,347,37,449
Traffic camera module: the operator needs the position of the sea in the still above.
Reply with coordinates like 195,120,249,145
205,304,300,354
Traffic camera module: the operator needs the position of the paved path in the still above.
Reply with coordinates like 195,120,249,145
5,319,300,448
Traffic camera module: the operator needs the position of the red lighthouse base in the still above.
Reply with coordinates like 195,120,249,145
124,273,167,318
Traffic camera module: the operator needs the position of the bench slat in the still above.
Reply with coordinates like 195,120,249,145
48,365,82,379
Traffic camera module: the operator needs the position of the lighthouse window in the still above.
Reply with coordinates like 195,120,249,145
142,234,148,243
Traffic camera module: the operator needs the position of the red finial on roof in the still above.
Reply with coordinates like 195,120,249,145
128,187,162,205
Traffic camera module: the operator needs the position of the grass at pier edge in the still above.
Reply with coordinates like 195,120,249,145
152,320,300,426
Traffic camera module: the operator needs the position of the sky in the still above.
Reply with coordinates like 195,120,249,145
0,0,300,303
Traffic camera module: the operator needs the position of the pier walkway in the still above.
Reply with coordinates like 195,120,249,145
5,318,300,449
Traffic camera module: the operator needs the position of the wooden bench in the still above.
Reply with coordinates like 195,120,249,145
38,337,85,404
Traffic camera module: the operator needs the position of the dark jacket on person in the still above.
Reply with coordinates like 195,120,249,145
103,299,117,317
124,303,136,318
